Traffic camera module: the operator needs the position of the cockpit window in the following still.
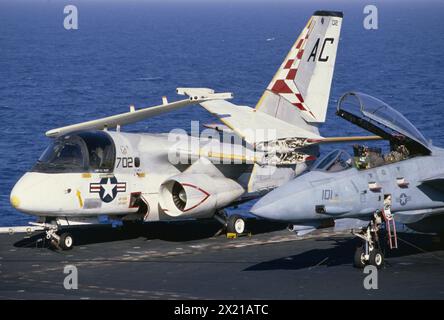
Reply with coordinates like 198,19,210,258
33,135,86,173
78,131,115,172
313,150,353,172
313,143,412,173
352,143,409,170
48,143,83,166
32,131,115,173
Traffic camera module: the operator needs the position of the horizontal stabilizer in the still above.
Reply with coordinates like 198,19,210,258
199,99,323,145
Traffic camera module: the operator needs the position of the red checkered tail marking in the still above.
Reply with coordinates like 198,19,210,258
256,11,343,128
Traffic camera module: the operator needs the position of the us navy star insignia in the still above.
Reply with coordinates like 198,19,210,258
396,193,411,206
90,177,127,203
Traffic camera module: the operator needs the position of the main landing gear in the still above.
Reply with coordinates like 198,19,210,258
214,210,247,236
352,212,385,269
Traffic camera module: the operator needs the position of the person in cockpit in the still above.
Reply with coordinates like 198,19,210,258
384,144,410,164
353,145,385,169
90,147,104,169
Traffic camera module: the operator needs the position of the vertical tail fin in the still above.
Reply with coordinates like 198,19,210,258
256,11,343,128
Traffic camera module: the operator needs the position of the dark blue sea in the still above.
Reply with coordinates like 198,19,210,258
1,0,443,226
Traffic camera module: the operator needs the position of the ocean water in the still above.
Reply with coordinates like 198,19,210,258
1,0,443,226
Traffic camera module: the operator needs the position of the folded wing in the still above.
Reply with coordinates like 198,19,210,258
46,91,232,137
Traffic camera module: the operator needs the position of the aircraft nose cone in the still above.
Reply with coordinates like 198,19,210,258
10,176,30,212
251,193,290,221
10,177,26,210
10,194,21,209
251,176,320,222
11,172,81,215
251,200,276,220
10,172,52,214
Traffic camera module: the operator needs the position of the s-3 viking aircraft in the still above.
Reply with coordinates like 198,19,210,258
252,92,444,268
7,11,370,250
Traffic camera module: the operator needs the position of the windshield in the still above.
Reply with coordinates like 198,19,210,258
32,131,115,173
313,150,354,172
34,135,86,173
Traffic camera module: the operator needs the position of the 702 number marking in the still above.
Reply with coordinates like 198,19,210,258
116,157,134,168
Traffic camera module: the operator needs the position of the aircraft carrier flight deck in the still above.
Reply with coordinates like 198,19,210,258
0,219,443,300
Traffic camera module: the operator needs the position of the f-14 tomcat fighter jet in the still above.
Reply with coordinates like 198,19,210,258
8,11,351,250
252,91,444,268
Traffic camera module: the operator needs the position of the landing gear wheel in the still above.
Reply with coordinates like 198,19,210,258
59,232,74,251
227,215,246,235
369,249,384,269
353,246,366,269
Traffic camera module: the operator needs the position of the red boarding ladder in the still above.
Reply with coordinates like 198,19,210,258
382,207,398,249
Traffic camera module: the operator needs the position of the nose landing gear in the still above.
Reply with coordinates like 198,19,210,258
45,227,74,250
58,232,74,250
352,212,386,269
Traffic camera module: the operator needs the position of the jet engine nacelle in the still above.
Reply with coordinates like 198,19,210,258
159,173,245,218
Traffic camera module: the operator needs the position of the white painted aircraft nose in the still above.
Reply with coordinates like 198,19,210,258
10,172,83,216
10,185,26,212
10,192,21,209
10,175,33,213
10,172,52,214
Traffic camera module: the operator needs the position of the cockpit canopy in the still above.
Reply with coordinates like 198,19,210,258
337,92,431,155
32,131,115,173
312,149,354,173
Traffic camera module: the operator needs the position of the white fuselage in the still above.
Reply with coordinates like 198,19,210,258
10,131,254,222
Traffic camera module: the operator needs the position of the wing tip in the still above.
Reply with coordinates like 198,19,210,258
45,129,58,137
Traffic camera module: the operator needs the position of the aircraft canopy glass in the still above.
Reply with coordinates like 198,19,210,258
337,92,430,154
312,149,354,172
32,131,115,173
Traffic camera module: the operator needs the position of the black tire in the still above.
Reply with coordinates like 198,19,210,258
353,246,366,269
227,215,246,235
369,248,384,269
59,232,74,251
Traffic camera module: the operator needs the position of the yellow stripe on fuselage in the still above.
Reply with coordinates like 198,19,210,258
76,190,83,208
